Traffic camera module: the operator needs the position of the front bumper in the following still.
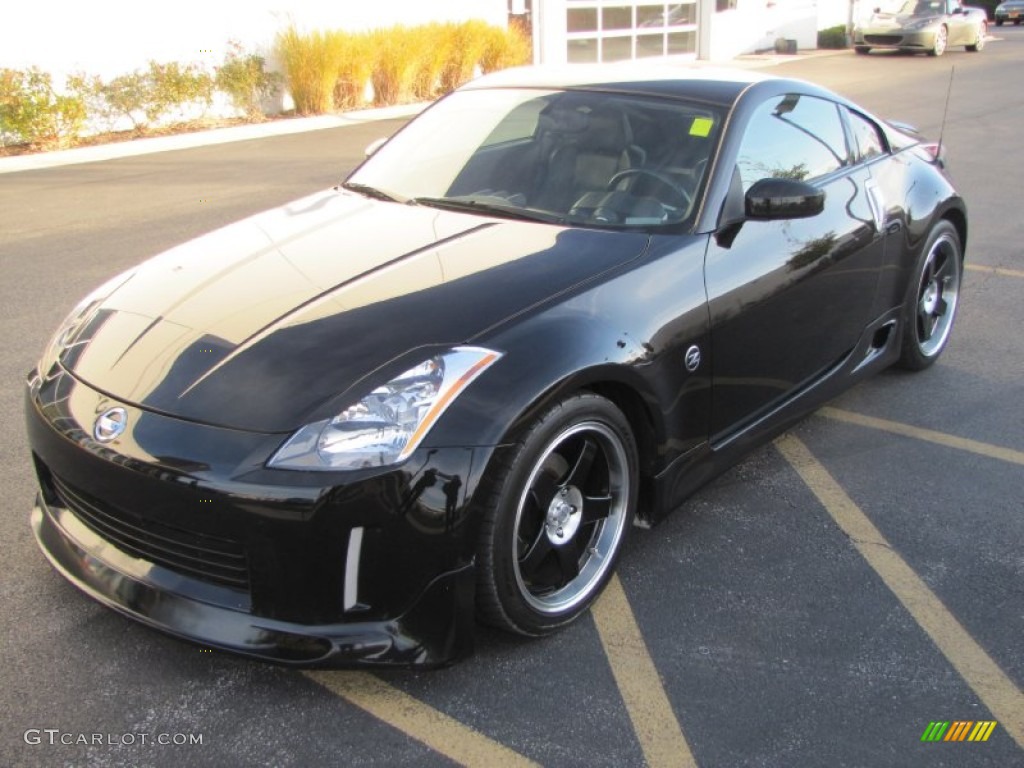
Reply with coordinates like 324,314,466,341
26,368,500,666
854,29,938,50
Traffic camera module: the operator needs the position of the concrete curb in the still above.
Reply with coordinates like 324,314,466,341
0,103,430,175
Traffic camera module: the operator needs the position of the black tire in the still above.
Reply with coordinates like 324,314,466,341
897,220,962,371
966,22,986,51
475,393,638,636
854,45,871,54
994,18,1003,26
928,25,948,56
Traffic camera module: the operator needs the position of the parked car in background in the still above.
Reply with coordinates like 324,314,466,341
26,65,967,667
994,0,1024,24
854,0,988,55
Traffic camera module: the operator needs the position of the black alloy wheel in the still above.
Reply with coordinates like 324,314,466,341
476,393,638,635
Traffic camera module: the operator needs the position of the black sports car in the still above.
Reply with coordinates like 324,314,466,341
26,65,966,666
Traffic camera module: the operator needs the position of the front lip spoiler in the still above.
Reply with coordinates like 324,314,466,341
31,497,474,668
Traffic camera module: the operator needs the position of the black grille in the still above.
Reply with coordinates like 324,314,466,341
865,34,904,45
50,473,250,591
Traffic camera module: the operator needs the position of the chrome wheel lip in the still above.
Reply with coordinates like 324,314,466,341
512,421,629,615
915,233,960,358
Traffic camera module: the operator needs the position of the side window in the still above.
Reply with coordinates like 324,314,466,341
736,94,850,191
847,109,886,162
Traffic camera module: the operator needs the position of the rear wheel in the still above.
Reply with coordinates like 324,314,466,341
966,22,986,51
995,17,1004,25
855,45,871,54
897,220,962,371
476,393,637,635
928,25,948,56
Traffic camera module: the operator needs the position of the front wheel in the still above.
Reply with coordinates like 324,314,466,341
928,25,948,56
966,22,986,51
854,45,871,54
897,220,962,371
476,393,638,635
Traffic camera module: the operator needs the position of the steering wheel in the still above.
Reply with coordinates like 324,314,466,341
606,168,692,209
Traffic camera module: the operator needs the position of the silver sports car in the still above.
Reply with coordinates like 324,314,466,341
853,0,987,56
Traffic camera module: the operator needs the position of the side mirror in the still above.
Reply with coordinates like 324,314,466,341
364,137,388,158
745,178,825,220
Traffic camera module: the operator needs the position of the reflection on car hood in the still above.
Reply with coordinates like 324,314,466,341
865,11,942,28
61,189,648,432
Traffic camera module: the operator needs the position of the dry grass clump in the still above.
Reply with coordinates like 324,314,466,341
481,24,532,73
278,20,532,114
276,26,347,115
334,32,375,108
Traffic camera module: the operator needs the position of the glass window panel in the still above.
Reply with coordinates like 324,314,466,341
847,109,886,161
665,4,697,26
568,38,600,62
736,95,849,190
602,35,633,62
637,4,668,27
567,8,598,33
636,33,666,58
667,30,697,54
602,6,634,30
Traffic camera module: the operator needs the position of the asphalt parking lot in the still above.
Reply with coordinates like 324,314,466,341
1,33,1022,768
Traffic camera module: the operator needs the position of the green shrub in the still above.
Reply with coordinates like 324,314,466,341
147,61,213,122
817,25,848,49
92,61,212,132
0,67,86,148
216,41,281,119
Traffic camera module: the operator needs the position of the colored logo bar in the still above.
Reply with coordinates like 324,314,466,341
921,721,997,742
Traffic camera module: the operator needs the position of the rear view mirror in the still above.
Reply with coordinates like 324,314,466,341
745,178,825,220
364,138,388,158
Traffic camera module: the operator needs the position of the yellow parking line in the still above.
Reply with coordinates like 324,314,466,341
592,574,698,768
820,407,1024,467
304,670,540,767
965,263,1024,279
775,434,1024,750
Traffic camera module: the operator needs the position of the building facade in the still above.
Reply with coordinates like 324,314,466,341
529,0,852,64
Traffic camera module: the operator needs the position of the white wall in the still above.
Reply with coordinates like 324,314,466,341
708,0,819,59
0,0,508,81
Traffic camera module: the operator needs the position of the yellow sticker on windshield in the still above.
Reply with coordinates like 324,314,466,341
690,117,713,137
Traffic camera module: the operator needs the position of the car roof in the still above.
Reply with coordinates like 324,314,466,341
461,64,777,108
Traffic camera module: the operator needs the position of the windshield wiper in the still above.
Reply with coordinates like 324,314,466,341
411,196,564,225
341,182,409,204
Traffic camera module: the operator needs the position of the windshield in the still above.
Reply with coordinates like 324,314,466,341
900,0,944,14
346,87,723,230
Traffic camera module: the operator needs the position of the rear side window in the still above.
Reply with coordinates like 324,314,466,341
847,109,886,162
735,94,850,191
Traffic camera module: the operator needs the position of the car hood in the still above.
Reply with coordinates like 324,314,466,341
866,11,942,28
60,189,648,432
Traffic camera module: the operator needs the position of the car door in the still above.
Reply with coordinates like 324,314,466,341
704,92,885,440
945,0,974,44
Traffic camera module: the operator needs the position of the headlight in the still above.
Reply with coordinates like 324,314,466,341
904,19,937,30
269,346,502,471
